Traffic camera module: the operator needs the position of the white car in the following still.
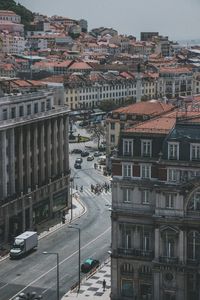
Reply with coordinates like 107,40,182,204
87,155,94,161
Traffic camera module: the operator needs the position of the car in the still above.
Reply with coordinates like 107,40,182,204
75,157,83,164
94,151,102,157
87,155,94,161
81,151,89,157
81,258,100,273
74,162,81,169
71,149,82,154
79,121,90,127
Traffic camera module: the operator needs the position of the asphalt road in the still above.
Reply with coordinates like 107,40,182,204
0,132,111,300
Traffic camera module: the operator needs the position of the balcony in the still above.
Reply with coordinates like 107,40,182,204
117,248,154,260
187,259,200,266
159,256,178,264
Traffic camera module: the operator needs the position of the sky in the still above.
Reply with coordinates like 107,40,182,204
18,0,200,41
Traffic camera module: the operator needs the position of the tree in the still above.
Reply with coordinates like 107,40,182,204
87,124,106,149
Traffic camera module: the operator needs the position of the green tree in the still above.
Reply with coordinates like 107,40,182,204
87,124,106,149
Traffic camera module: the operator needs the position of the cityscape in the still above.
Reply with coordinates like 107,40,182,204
1,1,200,300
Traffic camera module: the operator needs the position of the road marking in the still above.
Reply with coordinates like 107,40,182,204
8,226,111,300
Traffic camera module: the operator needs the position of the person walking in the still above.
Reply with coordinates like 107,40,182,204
102,279,106,291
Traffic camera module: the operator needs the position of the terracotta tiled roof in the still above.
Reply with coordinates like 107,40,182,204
159,67,191,74
125,114,176,134
112,100,175,116
68,61,92,70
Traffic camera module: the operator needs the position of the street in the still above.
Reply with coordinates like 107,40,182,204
0,126,111,300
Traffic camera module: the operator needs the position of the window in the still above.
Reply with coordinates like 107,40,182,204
121,279,134,297
110,123,115,130
141,140,152,157
41,102,45,112
123,164,132,178
11,107,16,118
188,231,200,260
165,194,175,208
190,143,200,161
168,169,179,182
142,231,151,251
188,192,200,210
123,139,133,156
2,109,7,120
19,106,24,117
110,135,115,143
46,99,51,110
141,164,151,179
141,189,150,204
123,188,131,203
168,142,179,160
121,224,132,249
34,103,38,113
27,104,31,115
163,234,175,258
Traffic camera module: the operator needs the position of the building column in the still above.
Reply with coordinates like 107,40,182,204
179,230,184,263
33,125,38,186
63,116,69,172
8,128,15,194
58,118,64,173
29,196,33,230
4,206,9,242
52,119,58,175
155,227,160,259
153,271,160,300
39,122,45,184
26,126,31,189
18,127,23,191
22,197,26,232
46,120,52,179
0,131,7,198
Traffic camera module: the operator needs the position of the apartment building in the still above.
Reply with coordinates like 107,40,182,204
105,100,175,165
0,89,70,243
111,111,200,300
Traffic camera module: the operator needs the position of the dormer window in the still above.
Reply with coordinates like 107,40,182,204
168,142,179,160
123,139,133,156
190,143,200,161
141,139,152,157
120,114,126,121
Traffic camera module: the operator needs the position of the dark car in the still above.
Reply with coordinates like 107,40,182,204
87,155,94,161
81,258,100,273
75,157,83,164
74,162,81,169
71,149,82,154
81,151,89,157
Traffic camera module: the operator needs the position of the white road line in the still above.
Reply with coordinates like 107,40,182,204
8,227,111,300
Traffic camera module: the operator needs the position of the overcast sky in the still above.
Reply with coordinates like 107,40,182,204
18,0,200,41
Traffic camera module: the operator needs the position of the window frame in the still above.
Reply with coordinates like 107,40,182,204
140,164,151,179
168,142,179,160
123,139,133,156
141,139,152,157
190,143,200,161
122,164,132,178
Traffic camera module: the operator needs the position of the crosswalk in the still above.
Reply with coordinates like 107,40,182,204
76,186,112,198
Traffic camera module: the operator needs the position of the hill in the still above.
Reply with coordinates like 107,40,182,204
0,0,34,29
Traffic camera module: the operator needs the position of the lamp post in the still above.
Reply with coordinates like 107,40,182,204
70,178,74,222
68,225,81,292
43,251,59,300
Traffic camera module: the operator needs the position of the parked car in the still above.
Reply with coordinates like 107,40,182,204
75,157,83,164
81,258,100,273
74,162,82,169
79,121,90,127
71,149,82,154
94,151,102,157
87,155,94,161
81,151,89,157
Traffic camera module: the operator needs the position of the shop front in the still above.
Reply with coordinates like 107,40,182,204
53,188,68,216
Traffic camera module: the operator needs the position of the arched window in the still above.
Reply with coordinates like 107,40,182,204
187,192,200,211
188,231,200,260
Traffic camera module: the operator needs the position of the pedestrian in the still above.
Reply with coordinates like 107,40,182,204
103,279,106,291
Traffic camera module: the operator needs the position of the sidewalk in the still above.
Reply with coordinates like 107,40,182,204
62,259,111,300
0,195,86,261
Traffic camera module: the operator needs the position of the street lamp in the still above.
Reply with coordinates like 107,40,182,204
70,178,74,222
68,225,81,292
43,251,59,300
15,292,42,299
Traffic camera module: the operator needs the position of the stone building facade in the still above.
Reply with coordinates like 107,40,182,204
0,89,70,242
111,112,200,300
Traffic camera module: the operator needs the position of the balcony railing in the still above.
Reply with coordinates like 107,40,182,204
187,259,200,266
159,256,178,264
118,248,154,259
112,202,154,214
